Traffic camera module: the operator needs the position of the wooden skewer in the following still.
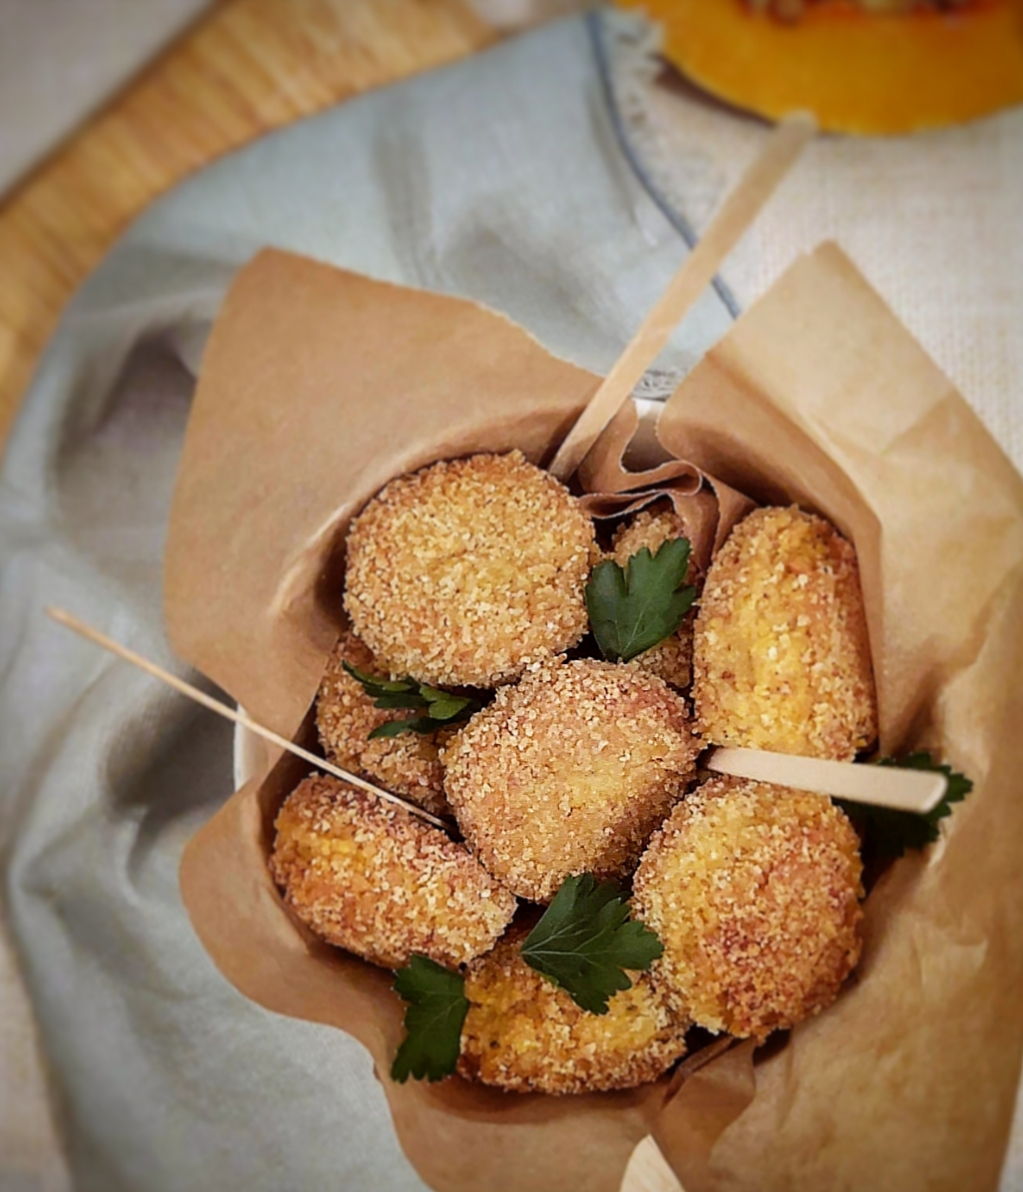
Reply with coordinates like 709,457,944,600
704,746,947,814
549,112,816,483
46,608,942,818
45,606,449,830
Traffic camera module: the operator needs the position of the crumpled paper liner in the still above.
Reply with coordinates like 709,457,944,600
168,246,1023,1192
577,399,754,572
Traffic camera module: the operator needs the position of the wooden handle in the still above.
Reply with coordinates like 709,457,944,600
549,112,816,482
704,746,946,814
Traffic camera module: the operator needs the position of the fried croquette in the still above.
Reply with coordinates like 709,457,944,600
316,630,451,819
692,506,877,760
442,659,700,902
632,776,863,1040
611,508,698,689
344,451,595,688
270,775,515,970
458,929,688,1094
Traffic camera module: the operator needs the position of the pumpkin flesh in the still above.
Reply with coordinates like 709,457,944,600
616,0,1023,135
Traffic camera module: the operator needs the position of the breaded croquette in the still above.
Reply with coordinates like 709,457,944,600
344,451,595,688
458,929,688,1094
316,630,451,819
693,506,876,760
270,775,515,970
611,508,697,689
442,659,700,902
632,776,863,1041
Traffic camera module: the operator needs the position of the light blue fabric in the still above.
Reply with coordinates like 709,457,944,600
0,12,736,1191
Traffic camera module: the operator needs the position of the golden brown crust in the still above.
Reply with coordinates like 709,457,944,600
316,630,451,819
692,506,877,760
611,509,697,689
458,928,688,1094
442,659,700,903
632,776,863,1040
270,775,516,970
343,451,595,688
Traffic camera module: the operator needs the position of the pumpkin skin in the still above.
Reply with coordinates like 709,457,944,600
615,0,1023,135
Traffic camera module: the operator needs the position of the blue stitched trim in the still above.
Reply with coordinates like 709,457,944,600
586,8,741,320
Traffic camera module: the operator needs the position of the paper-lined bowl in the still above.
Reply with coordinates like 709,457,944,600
172,247,1023,1192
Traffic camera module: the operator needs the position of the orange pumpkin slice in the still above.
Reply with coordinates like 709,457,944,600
615,0,1023,135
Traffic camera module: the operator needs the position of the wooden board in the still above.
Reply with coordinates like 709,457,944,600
0,0,493,450
0,2,683,1187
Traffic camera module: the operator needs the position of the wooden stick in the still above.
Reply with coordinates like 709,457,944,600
46,606,449,830
705,746,947,814
47,609,940,819
549,112,816,482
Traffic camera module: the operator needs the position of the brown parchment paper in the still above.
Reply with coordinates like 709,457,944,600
164,250,599,737
652,243,1023,1192
170,245,1023,1192
577,399,755,571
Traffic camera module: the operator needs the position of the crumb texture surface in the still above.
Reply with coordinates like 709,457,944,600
443,658,700,902
316,630,451,819
344,451,595,687
633,775,863,1040
693,505,876,759
270,775,515,970
458,928,688,1094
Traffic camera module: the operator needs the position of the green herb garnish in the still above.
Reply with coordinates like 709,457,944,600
521,874,664,1015
391,956,469,1083
585,539,696,664
837,751,973,860
343,662,480,738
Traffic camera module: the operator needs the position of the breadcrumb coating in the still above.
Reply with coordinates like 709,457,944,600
693,506,877,760
344,451,595,688
442,659,700,902
611,509,698,689
316,630,451,819
633,776,863,1040
458,928,688,1094
270,775,515,970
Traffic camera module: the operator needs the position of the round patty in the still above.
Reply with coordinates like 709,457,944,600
458,928,688,1094
632,775,863,1040
344,451,595,688
442,659,700,902
270,775,515,970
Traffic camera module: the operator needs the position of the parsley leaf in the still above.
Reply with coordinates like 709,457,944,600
418,686,472,721
391,955,469,1083
585,539,696,663
369,716,453,740
521,874,664,1015
343,661,480,738
342,662,425,707
837,751,973,861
